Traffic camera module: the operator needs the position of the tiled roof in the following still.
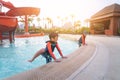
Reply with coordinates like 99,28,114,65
91,3,120,18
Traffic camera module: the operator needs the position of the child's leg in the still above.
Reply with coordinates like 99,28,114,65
46,56,52,63
78,42,81,47
28,48,45,62
46,58,49,63
79,42,81,47
48,57,52,63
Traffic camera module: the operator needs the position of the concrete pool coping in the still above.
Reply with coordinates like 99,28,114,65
4,34,96,80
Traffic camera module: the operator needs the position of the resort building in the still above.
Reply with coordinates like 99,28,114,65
90,3,120,35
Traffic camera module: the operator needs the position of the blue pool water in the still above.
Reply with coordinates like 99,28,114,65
0,36,78,79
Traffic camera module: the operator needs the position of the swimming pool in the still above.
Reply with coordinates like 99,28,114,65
0,36,78,79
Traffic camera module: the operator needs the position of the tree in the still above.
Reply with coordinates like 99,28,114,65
46,17,53,28
36,17,41,27
84,19,89,27
57,16,62,27
74,20,81,28
28,17,34,26
70,14,75,26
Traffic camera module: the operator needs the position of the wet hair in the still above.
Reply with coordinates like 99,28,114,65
49,32,58,39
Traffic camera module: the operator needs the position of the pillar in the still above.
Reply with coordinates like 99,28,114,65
9,31,12,43
25,15,29,34
109,17,118,35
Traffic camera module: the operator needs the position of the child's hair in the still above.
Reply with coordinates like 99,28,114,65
49,32,58,39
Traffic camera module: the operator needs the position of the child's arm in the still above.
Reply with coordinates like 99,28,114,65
82,35,86,45
47,42,61,62
47,42,56,60
56,43,67,58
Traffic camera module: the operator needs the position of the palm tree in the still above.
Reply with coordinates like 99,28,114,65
28,17,34,26
57,16,61,27
74,20,81,28
46,17,53,28
70,14,75,27
36,17,41,28
64,16,68,23
84,19,89,27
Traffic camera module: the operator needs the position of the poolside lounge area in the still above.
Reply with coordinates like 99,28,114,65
4,35,96,80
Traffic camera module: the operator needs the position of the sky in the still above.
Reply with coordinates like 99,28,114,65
2,0,120,24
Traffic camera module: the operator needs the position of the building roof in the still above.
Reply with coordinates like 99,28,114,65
91,3,120,19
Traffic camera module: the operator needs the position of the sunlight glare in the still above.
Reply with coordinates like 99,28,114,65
6,0,120,26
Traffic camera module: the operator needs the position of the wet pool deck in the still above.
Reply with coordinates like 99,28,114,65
4,34,96,80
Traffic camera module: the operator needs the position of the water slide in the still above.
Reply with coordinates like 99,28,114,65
0,0,40,43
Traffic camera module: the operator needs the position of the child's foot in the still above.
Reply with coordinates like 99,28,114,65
28,60,33,62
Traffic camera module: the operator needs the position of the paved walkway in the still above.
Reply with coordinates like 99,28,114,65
67,36,109,80
66,34,120,80
88,35,120,80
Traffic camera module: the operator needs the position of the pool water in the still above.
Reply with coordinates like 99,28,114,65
0,36,78,79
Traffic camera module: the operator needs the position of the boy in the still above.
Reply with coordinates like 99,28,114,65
78,32,87,47
28,32,67,63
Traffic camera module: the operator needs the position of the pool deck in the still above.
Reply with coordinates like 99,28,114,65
4,34,96,80
15,33,44,38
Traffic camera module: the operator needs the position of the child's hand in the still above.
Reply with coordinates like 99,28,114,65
55,59,61,62
62,56,67,59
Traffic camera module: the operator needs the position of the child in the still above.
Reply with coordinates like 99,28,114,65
28,32,67,63
78,32,87,47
